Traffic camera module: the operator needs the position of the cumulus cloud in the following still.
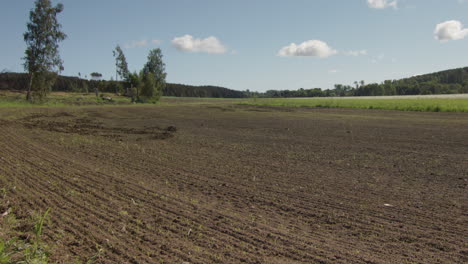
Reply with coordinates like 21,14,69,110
343,49,368,56
367,0,397,9
277,40,337,58
434,20,468,41
151,39,161,45
172,35,227,54
124,40,148,49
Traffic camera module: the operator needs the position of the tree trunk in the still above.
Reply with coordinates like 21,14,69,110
131,84,135,102
115,70,119,95
26,72,33,101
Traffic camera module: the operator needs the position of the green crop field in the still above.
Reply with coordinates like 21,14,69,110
2,90,468,112
239,95,468,112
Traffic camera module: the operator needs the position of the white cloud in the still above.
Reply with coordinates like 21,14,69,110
277,40,337,58
329,69,340,74
344,49,368,56
434,20,468,41
172,35,227,54
124,39,161,49
124,40,148,49
371,53,385,64
367,0,397,9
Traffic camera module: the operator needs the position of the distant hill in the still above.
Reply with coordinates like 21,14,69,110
391,67,468,95
164,83,245,98
0,72,246,98
402,67,468,85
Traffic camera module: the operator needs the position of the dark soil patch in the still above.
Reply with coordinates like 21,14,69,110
18,113,176,141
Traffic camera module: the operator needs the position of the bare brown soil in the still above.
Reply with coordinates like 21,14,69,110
0,104,467,263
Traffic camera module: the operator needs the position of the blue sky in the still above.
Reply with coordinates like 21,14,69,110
1,0,467,91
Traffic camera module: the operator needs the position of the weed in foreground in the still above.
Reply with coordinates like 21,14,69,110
0,209,52,264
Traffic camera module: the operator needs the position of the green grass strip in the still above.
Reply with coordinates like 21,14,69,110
239,98,468,112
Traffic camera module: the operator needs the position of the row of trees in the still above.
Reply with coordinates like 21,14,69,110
22,0,166,103
254,67,468,98
164,83,246,98
0,72,248,98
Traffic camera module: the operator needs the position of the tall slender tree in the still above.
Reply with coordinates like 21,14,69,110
23,0,66,101
113,45,129,82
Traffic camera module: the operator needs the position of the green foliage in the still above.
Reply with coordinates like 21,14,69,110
141,48,166,102
70,80,88,93
0,238,15,263
30,72,57,101
89,72,102,80
113,45,129,81
127,72,141,89
116,82,124,95
139,72,158,102
164,83,246,98
240,97,468,112
103,80,122,94
23,0,66,101
249,67,468,98
81,81,89,94
0,72,247,98
34,208,50,238
0,209,52,264
142,49,166,81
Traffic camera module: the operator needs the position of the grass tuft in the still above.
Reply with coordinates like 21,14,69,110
0,209,53,264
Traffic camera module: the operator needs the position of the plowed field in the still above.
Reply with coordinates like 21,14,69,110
0,104,467,263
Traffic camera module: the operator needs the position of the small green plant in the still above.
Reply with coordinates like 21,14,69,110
24,208,52,263
85,244,104,264
0,238,16,263
0,208,53,264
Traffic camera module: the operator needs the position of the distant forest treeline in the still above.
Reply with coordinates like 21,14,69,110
256,67,468,98
1,67,467,98
164,83,246,98
0,72,247,98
